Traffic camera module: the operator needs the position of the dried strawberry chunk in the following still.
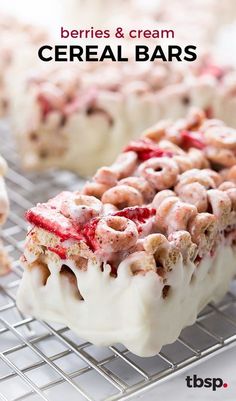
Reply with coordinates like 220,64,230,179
115,206,156,223
124,139,173,161
26,205,84,242
116,207,156,234
181,130,206,150
82,218,99,251
37,93,54,120
48,246,67,259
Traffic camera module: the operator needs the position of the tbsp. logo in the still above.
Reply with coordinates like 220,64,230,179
186,375,228,391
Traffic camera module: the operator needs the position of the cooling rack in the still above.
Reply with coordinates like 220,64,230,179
0,122,236,401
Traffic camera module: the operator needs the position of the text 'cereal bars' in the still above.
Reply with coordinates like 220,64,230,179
0,155,10,275
17,109,236,356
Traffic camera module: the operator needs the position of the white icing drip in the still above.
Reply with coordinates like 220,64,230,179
17,244,236,357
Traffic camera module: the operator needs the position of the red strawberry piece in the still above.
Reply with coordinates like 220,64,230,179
82,218,100,251
37,93,54,120
26,205,84,242
124,139,173,161
115,206,156,223
48,246,67,259
181,130,206,150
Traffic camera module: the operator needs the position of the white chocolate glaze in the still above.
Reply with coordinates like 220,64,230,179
17,244,236,356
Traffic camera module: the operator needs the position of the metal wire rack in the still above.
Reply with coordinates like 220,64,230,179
0,121,236,401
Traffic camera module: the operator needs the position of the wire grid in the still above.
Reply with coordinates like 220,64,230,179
0,122,236,401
